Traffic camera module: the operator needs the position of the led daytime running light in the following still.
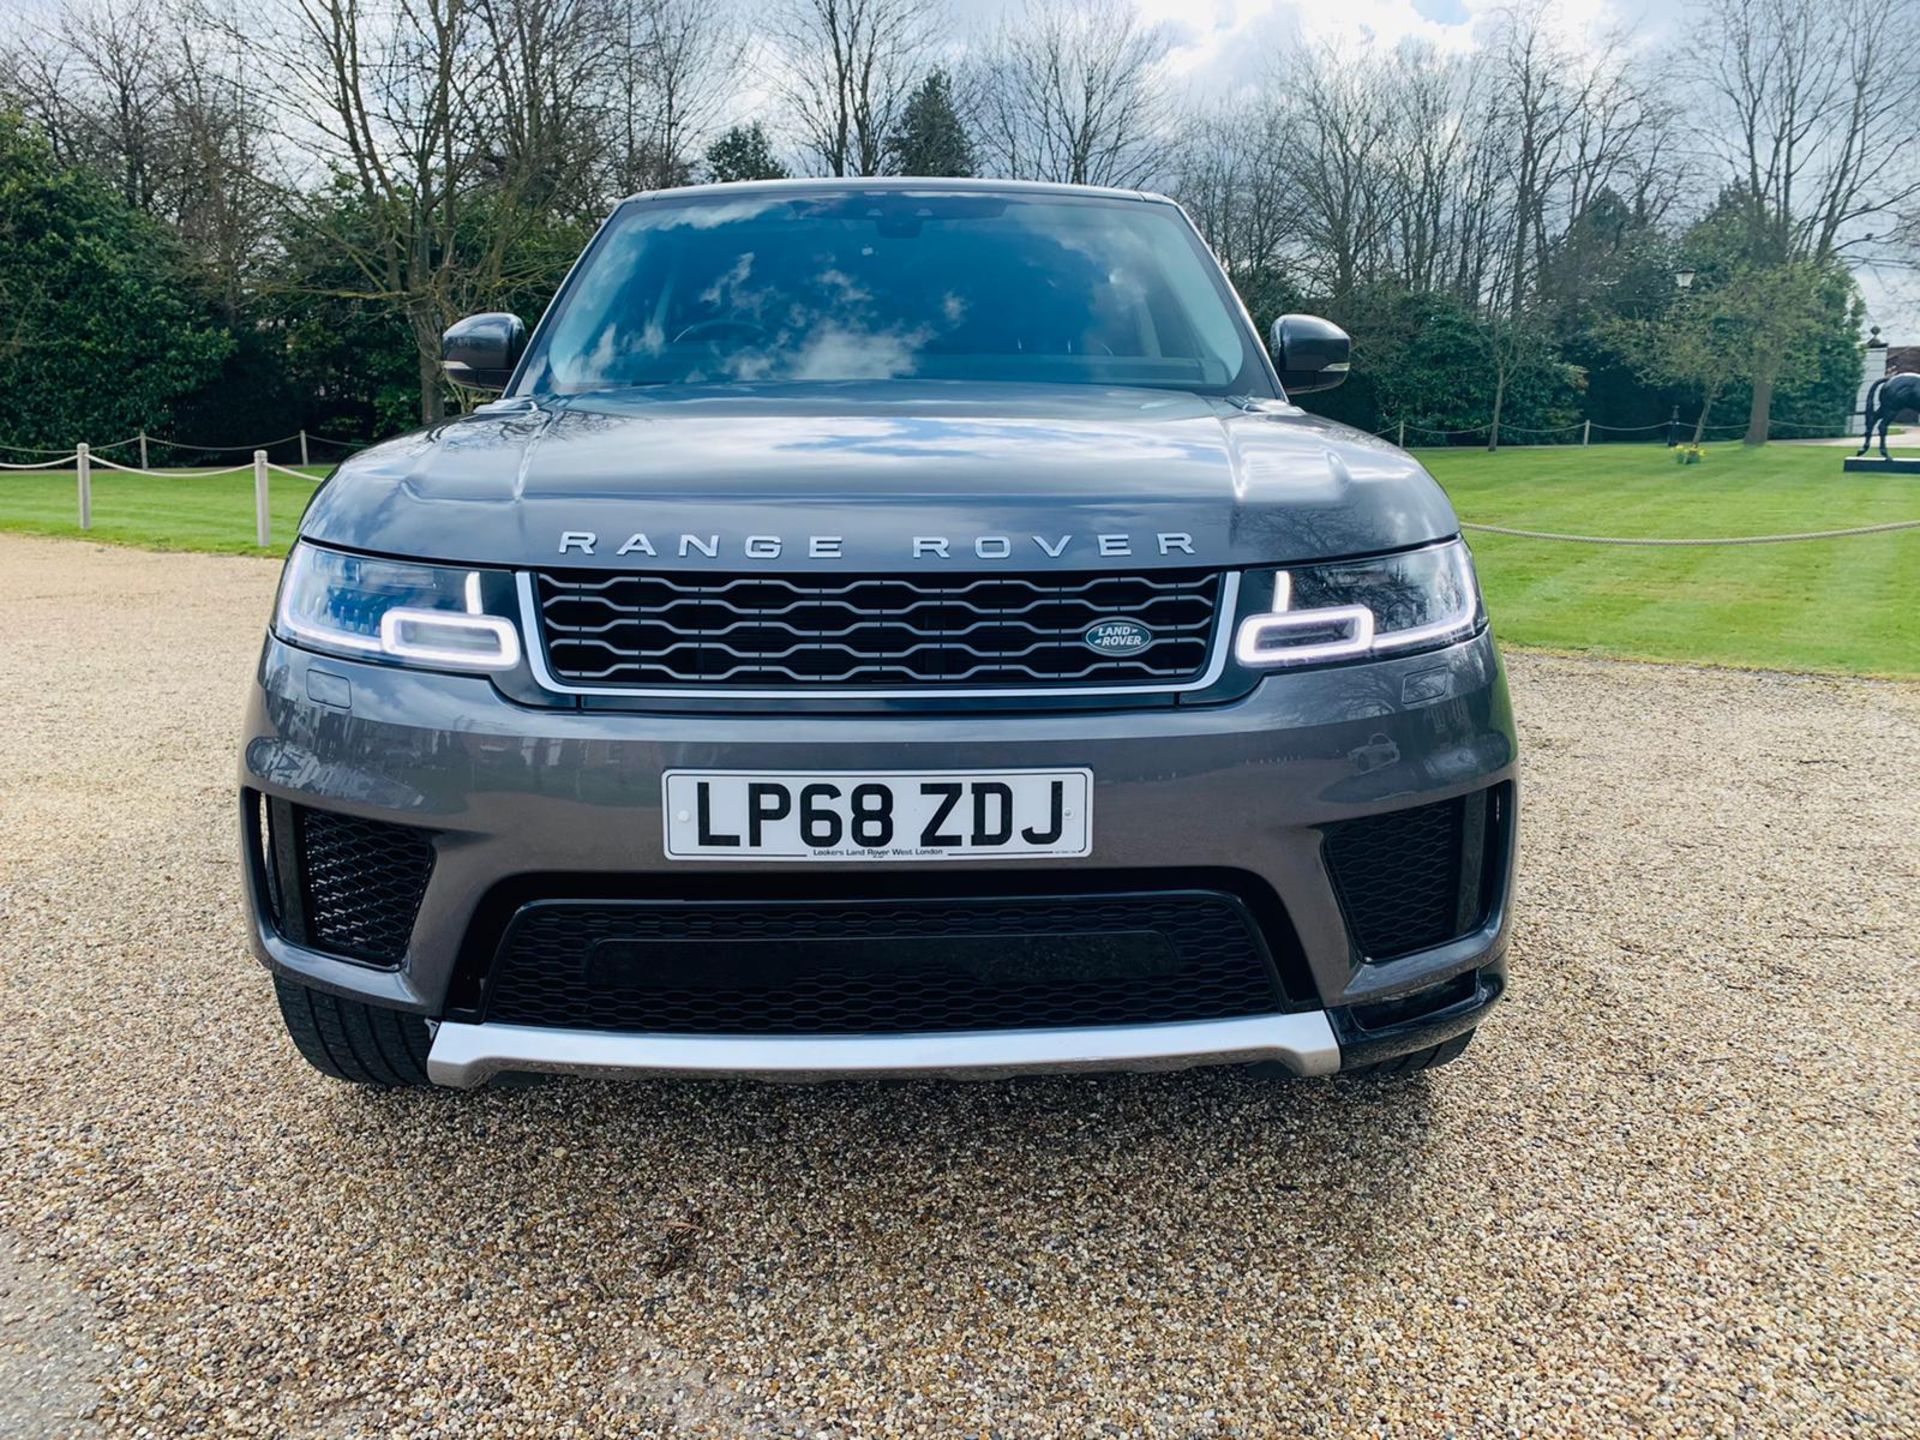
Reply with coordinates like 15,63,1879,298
1234,541,1478,669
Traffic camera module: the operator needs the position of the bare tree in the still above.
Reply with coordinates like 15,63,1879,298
9,0,173,209
770,0,933,178
0,24,91,170
1557,46,1679,232
1468,8,1678,447
1485,6,1575,323
164,4,278,320
476,0,612,210
1213,39,1514,313
1382,45,1485,298
607,0,740,193
271,0,606,421
975,0,1169,188
273,0,476,420
1690,0,1920,439
0,0,278,319
1272,40,1403,301
6,0,1893,447
1170,99,1295,284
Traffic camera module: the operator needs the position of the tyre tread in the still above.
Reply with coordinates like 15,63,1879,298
273,976,433,1088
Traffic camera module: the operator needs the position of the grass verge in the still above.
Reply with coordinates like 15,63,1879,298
0,466,325,555
1421,443,1918,678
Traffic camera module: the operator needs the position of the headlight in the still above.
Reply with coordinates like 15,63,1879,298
1235,540,1481,668
274,542,521,672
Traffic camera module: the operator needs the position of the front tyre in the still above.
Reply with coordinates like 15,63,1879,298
272,976,434,1088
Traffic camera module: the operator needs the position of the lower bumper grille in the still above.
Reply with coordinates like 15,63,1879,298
256,797,436,965
1320,785,1508,961
479,891,1285,1035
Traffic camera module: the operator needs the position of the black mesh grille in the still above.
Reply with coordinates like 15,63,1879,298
291,808,435,964
532,569,1222,690
1321,789,1496,961
481,892,1282,1034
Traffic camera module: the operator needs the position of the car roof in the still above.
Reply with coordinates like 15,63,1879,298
617,176,1173,208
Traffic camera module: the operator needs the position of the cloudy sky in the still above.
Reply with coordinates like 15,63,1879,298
1133,0,1659,85
946,0,1674,80
940,0,1920,333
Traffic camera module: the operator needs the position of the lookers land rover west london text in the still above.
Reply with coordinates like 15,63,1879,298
241,178,1518,1089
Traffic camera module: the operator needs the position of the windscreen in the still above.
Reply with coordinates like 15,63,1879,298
516,191,1269,396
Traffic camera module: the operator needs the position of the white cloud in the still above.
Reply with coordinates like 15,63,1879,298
1149,0,1673,93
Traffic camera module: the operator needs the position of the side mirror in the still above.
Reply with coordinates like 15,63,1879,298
442,312,527,391
1269,314,1350,394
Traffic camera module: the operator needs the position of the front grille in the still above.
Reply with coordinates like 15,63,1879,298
1320,786,1505,961
255,798,436,965
479,891,1283,1034
532,569,1223,690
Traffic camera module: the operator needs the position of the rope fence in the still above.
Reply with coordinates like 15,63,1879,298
41,444,322,548
0,427,371,467
0,453,82,470
1371,415,1860,446
1461,519,1920,545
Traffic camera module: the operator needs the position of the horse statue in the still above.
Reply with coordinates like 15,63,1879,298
1856,372,1920,460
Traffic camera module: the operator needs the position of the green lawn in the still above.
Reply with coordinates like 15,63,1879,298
0,444,1915,677
0,465,325,555
1421,443,1918,678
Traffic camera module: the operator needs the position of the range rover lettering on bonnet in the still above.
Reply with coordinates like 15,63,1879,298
554,531,1199,560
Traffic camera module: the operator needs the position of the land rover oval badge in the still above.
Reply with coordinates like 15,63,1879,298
1083,619,1153,655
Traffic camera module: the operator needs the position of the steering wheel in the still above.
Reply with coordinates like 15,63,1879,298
672,317,771,346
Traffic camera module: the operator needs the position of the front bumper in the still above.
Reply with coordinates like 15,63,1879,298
241,629,1518,1081
424,1012,1345,1088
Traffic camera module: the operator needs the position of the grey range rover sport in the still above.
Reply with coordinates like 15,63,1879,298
241,177,1518,1090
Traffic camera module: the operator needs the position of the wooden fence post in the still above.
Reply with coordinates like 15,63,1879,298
254,451,270,548
138,430,149,468
77,443,91,530
1582,419,1591,447
1397,419,1406,448
299,429,310,466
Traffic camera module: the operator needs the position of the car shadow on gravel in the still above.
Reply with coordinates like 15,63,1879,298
297,1067,1445,1306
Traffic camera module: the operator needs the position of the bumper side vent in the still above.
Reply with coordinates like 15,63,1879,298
1321,785,1508,962
256,798,436,966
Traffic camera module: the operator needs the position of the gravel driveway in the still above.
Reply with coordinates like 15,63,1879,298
1,534,1915,1438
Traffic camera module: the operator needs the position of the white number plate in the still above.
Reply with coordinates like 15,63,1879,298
663,769,1093,862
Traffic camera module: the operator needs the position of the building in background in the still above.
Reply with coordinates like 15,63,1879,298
1854,328,1918,431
